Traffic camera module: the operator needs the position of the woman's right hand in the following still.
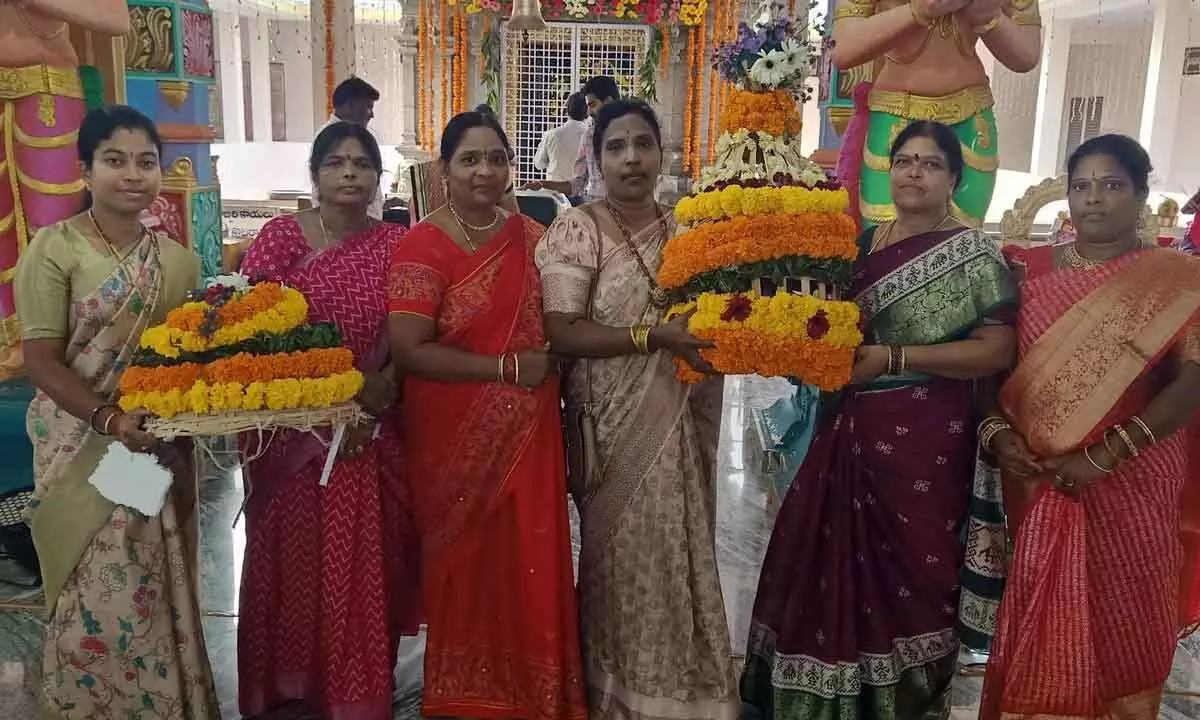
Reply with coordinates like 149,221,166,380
110,409,161,455
514,348,557,389
991,428,1042,477
650,311,717,375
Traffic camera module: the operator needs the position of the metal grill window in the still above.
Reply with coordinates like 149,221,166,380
503,23,647,184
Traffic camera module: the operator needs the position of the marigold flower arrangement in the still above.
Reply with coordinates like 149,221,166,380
659,4,862,387
119,277,365,423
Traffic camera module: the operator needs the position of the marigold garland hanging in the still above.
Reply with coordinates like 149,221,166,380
323,0,335,117
439,1,449,132
682,27,696,175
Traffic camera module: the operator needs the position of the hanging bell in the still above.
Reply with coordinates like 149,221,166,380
508,0,548,32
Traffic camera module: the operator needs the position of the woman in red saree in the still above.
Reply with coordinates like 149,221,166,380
388,111,587,720
981,134,1200,719
237,122,420,720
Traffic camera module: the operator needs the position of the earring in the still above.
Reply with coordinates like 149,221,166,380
440,177,449,201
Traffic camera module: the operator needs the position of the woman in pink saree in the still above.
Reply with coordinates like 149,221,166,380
981,134,1200,719
16,106,217,719
237,122,420,720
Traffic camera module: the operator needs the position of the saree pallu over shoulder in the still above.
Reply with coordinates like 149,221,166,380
856,226,1017,347
1001,248,1200,456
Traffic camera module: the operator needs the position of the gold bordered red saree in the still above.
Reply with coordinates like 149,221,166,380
981,246,1200,719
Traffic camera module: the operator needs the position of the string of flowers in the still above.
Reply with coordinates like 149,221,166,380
682,27,696,176
439,0,449,134
425,0,437,150
658,212,858,289
721,88,800,136
119,348,357,395
323,0,335,117
448,0,707,24
706,0,722,165
453,9,467,114
675,184,851,225
666,292,863,388
119,371,365,419
695,12,708,179
660,26,670,77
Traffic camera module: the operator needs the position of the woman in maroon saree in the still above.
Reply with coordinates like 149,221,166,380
741,121,1018,719
388,111,586,720
237,122,419,720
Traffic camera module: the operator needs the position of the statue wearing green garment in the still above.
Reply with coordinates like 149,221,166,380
830,0,1042,227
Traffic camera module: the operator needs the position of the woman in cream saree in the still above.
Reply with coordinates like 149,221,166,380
14,106,216,720
538,100,738,720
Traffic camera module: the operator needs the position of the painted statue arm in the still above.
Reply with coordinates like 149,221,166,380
975,1,1042,73
19,0,130,35
830,0,969,70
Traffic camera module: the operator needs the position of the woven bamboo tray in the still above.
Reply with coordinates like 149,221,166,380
144,403,368,440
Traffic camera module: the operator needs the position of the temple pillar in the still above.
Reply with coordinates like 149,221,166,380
214,10,246,143
1030,14,1071,178
1138,0,1189,185
124,0,222,279
245,11,273,143
656,25,690,204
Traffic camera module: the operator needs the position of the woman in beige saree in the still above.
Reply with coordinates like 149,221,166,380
538,99,739,720
13,106,217,719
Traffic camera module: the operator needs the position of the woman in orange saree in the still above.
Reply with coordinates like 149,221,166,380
388,111,587,720
980,134,1200,719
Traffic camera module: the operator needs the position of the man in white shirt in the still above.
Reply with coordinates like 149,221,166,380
532,93,587,186
524,76,620,204
312,77,386,219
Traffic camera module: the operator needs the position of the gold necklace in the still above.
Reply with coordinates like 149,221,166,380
1061,242,1135,270
604,200,671,308
870,213,952,253
448,201,499,233
88,210,141,261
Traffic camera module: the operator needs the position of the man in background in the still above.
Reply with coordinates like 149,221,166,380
313,77,389,219
524,76,620,203
532,93,588,198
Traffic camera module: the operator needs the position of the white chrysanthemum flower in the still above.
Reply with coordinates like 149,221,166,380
749,49,790,87
780,38,810,75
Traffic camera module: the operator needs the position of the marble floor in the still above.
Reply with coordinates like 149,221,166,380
2,376,1200,718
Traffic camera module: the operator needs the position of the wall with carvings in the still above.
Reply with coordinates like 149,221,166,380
125,0,222,278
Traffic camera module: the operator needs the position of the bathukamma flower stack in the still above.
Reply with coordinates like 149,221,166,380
119,277,363,420
661,9,862,390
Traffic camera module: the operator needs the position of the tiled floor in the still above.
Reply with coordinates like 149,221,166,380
3,376,1200,718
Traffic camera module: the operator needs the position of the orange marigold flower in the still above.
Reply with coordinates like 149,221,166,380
657,213,858,289
720,88,801,137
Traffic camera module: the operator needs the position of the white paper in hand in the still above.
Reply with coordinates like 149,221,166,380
88,443,174,516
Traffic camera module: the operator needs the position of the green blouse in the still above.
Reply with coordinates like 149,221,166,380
14,219,200,341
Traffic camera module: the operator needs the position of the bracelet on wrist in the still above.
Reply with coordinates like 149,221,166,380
1130,415,1157,445
1084,444,1117,474
89,403,119,435
1111,424,1140,458
101,408,123,436
630,324,652,355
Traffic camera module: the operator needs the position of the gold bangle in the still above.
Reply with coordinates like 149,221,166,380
1084,445,1117,474
497,354,506,384
975,15,1001,35
1102,428,1125,461
513,353,521,387
630,324,652,355
101,408,122,436
977,415,1006,436
1130,415,1157,445
910,1,933,28
1112,424,1140,458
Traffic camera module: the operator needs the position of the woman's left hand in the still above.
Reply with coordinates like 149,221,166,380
340,422,377,460
356,371,396,417
851,345,890,385
1041,451,1109,498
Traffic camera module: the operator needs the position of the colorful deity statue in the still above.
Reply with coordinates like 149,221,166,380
831,0,1042,228
0,0,130,373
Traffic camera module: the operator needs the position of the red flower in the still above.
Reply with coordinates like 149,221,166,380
721,295,753,322
807,310,831,340
80,637,108,656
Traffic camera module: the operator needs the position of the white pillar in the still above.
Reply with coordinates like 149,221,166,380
1030,15,1071,178
246,12,274,143
215,9,245,143
1138,0,1189,186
